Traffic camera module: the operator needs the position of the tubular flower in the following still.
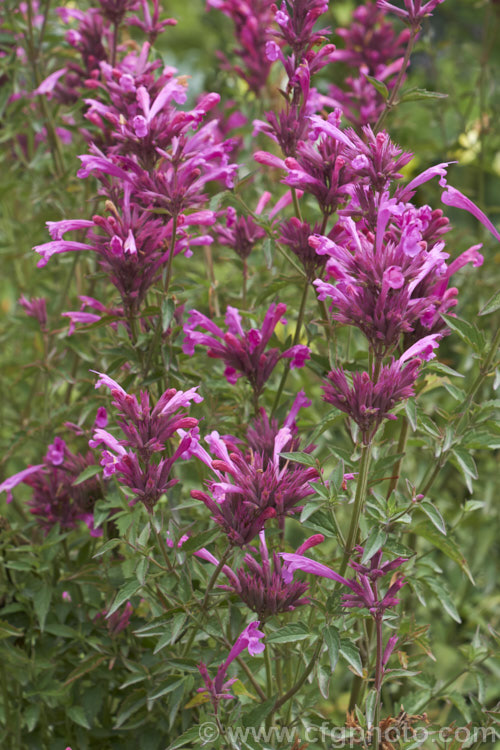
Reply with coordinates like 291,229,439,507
195,531,323,619
206,0,275,95
89,371,202,511
328,2,409,127
182,304,310,398
0,438,103,535
377,0,445,26
322,339,440,444
189,426,318,546
311,201,483,356
197,621,265,714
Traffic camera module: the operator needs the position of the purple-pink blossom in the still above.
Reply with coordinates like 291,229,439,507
183,304,310,399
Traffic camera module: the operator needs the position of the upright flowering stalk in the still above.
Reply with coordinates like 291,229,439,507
197,621,265,714
195,531,324,620
182,304,310,407
89,372,202,512
281,545,407,691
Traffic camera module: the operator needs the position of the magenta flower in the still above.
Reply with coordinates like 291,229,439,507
197,620,265,713
0,465,45,503
328,3,409,127
439,177,500,243
377,0,445,25
18,295,47,329
0,437,103,535
206,0,275,94
322,353,427,444
190,424,317,545
183,304,310,399
90,371,202,511
195,531,323,620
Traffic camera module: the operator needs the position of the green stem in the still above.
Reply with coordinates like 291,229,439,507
374,25,419,134
164,214,178,295
182,548,231,656
272,279,309,414
385,417,409,500
338,443,373,579
271,638,322,716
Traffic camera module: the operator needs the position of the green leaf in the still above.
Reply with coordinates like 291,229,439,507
452,448,478,479
365,75,389,99
365,689,378,728
301,509,339,538
266,623,312,644
442,314,485,353
33,583,52,632
243,696,276,728
92,538,121,558
400,87,448,102
279,451,317,468
339,639,363,676
64,654,107,686
418,500,446,535
478,289,500,316
405,399,418,431
107,580,142,618
67,705,91,730
361,528,387,564
182,527,220,552
300,500,324,524
0,620,23,639
423,577,461,623
72,464,101,486
322,625,340,672
166,726,205,750
414,522,474,583
161,298,176,333
262,237,275,269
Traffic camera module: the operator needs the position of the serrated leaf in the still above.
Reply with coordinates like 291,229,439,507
72,464,101,486
301,509,339,538
266,623,312,644
479,289,500,316
405,399,417,431
361,528,387,564
300,501,324,523
339,640,363,676
184,691,210,709
322,625,340,672
418,500,446,535
161,298,176,333
365,75,389,99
